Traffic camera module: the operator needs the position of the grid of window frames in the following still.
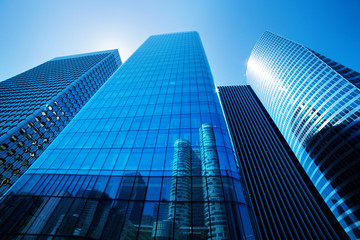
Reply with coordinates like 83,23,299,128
218,85,348,240
0,32,254,239
247,31,360,239
0,50,121,195
308,49,360,89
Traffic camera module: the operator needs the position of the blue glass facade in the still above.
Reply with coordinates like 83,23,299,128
247,31,360,239
309,50,360,89
0,32,254,239
0,50,121,195
218,85,348,239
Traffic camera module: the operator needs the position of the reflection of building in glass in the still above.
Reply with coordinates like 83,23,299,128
57,190,113,237
169,139,191,227
0,194,46,235
200,123,230,240
0,50,121,195
247,31,360,239
218,85,348,239
0,32,254,239
153,219,175,240
119,173,147,224
21,194,65,235
191,148,206,232
155,126,229,239
152,204,173,239
154,139,207,239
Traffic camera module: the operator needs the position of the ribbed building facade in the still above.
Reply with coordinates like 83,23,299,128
0,50,121,195
218,85,348,239
0,32,254,239
247,31,360,239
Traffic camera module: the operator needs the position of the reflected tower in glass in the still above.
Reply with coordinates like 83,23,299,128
0,32,254,239
247,31,360,239
0,50,121,195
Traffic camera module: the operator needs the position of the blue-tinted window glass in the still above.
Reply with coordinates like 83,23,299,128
134,131,147,148
92,149,109,170
123,131,136,148
115,149,130,170
121,118,132,131
170,115,181,129
103,132,117,148
145,177,162,201
125,149,142,170
156,130,168,147
81,149,100,169
160,176,171,201
102,149,120,170
139,148,153,171
152,148,166,171
112,118,124,131
104,176,122,199
83,132,100,148
93,132,109,148
71,175,87,196
61,149,80,169
113,131,126,148
50,150,71,169
140,116,151,130
201,113,212,124
130,117,141,130
150,116,161,130
145,131,157,148
191,114,201,129
118,176,135,200
66,133,84,148
160,115,171,129
181,115,191,128
172,104,181,114
74,132,92,148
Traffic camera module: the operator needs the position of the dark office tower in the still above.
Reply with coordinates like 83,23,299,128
0,32,255,239
247,31,360,239
218,85,348,239
0,50,121,194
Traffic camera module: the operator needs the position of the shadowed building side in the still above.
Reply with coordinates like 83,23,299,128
218,85,348,239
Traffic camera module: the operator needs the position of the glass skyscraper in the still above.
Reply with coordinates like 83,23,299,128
0,32,254,239
309,50,360,89
247,31,360,239
0,50,121,195
218,85,348,239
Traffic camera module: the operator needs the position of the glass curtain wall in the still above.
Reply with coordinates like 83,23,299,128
247,31,360,239
0,32,254,240
0,50,121,195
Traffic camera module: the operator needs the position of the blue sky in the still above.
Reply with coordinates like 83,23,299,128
0,0,359,86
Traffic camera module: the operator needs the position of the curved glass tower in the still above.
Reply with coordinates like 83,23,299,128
0,32,254,239
247,31,360,239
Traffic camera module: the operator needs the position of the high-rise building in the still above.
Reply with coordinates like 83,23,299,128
218,85,348,239
0,50,121,195
247,31,360,239
0,32,255,239
309,50,360,89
